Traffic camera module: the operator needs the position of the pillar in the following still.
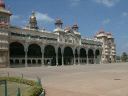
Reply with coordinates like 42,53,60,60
99,49,102,64
86,49,89,64
24,44,28,67
73,48,76,65
61,47,64,65
41,45,44,66
55,46,58,66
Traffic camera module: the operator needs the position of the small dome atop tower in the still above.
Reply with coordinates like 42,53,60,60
64,26,72,33
55,18,63,25
72,23,79,32
0,0,5,8
55,18,63,28
26,11,39,30
0,0,12,28
30,11,36,20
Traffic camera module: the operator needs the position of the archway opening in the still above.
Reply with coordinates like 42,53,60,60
80,48,87,64
9,42,25,67
75,49,78,64
44,45,56,66
88,49,94,64
28,44,42,66
95,49,100,64
64,47,73,65
28,44,42,58
10,42,25,57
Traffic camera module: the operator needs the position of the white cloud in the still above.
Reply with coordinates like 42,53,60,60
95,0,120,7
10,15,26,27
122,12,128,17
36,12,54,23
70,0,81,7
11,15,20,20
103,18,111,25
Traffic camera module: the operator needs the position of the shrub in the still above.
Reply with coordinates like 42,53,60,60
0,77,44,96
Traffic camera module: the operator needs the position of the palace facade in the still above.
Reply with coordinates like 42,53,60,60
0,0,116,68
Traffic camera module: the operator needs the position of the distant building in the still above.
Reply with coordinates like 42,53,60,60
0,0,116,67
94,29,116,63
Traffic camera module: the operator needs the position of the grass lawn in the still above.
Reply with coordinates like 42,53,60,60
0,81,32,96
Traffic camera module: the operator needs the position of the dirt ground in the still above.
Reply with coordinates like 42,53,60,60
0,63,128,96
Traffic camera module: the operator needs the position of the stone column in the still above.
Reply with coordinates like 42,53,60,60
41,45,44,66
73,48,76,65
61,47,64,66
55,46,58,66
24,45,28,67
99,49,102,64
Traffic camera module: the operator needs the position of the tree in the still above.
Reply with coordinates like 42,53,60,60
121,52,127,62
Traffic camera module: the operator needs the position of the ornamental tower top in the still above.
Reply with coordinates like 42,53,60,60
0,0,12,28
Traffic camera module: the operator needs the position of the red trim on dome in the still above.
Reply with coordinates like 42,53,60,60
0,0,5,8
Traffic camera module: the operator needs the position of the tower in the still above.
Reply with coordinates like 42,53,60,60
72,23,79,32
54,18,63,32
26,11,39,30
55,18,63,29
95,29,116,63
0,0,11,67
0,0,12,28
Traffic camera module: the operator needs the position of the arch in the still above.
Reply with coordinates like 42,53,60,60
88,49,94,64
28,44,42,58
64,47,73,65
32,59,36,64
44,45,56,66
95,49,100,64
95,49,100,57
9,42,25,57
9,42,25,67
80,48,87,64
15,59,19,64
38,60,41,64
27,60,31,64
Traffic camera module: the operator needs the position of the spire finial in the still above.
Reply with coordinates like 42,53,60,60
72,18,79,32
99,27,104,32
32,11,35,16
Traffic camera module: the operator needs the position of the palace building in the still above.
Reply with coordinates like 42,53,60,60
0,0,116,68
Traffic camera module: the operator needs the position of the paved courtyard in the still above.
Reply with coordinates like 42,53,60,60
0,63,128,96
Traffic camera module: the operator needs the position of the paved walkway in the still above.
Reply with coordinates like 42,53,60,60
0,63,128,96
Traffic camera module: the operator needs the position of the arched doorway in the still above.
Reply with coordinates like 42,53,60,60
75,49,78,64
64,47,73,65
9,42,25,67
28,44,42,66
88,49,94,64
80,48,87,64
44,45,56,66
95,49,100,64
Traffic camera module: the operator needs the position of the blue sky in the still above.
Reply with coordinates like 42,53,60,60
5,0,128,55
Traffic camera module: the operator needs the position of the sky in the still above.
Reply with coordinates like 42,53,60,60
5,0,128,55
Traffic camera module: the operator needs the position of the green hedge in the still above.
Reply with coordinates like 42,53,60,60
0,77,44,96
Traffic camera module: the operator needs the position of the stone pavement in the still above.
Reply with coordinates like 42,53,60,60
0,63,128,96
